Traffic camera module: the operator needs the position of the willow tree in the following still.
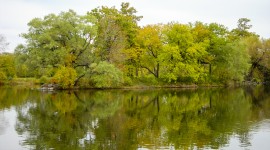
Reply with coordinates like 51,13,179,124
21,10,97,87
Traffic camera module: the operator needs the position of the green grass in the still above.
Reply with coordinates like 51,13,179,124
8,77,40,86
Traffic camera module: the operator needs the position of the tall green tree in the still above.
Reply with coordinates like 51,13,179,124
231,18,255,39
162,23,209,83
21,10,97,87
245,36,270,82
14,44,32,77
195,21,251,84
135,24,163,78
211,40,251,83
89,2,142,64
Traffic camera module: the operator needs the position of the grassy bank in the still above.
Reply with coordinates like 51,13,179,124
0,77,228,90
1,78,40,87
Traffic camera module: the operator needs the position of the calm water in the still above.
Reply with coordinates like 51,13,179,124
0,86,270,150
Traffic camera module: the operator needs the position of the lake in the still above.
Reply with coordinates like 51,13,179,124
0,86,270,150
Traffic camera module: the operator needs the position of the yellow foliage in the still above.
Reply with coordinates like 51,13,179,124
53,66,77,89
0,71,7,81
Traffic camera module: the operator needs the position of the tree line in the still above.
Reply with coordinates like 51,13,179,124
1,2,270,88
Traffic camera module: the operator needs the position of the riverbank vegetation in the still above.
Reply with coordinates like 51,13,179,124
1,3,270,89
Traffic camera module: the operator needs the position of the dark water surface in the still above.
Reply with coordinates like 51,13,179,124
0,86,270,150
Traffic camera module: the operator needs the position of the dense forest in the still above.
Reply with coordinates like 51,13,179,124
0,2,270,89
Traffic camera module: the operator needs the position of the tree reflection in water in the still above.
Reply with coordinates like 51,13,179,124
3,87,269,149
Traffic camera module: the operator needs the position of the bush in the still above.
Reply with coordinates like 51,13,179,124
39,76,49,84
138,74,158,85
90,61,123,88
76,77,94,88
0,71,7,81
53,66,77,89
123,76,133,86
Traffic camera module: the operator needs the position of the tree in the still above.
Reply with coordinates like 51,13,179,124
231,18,254,38
260,39,270,70
161,23,209,83
245,36,270,82
202,23,229,81
14,44,32,77
211,40,251,83
0,53,16,81
237,18,252,32
15,5,263,86
0,34,9,52
89,2,142,63
135,24,164,78
165,23,194,52
192,22,251,84
21,10,97,82
90,61,123,88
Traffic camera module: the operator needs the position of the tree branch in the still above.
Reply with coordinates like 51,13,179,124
140,64,157,78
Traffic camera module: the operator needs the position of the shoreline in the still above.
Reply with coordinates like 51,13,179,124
1,78,264,91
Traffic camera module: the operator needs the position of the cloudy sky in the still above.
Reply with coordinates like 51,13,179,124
0,0,270,52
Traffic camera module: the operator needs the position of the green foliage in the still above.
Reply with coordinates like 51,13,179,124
53,66,77,89
230,18,259,44
225,41,251,81
139,74,159,85
39,75,49,84
231,18,253,38
123,75,133,86
0,71,7,81
90,61,123,88
89,2,141,63
135,24,163,78
20,9,97,79
159,23,210,83
14,44,34,77
244,36,270,82
165,23,194,50
210,40,251,83
14,2,267,86
0,53,16,80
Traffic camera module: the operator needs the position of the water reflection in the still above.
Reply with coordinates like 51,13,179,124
0,112,8,135
0,86,270,149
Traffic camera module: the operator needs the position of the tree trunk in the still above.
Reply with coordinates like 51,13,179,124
156,63,160,78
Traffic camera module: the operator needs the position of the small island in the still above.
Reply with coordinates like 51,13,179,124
0,3,269,89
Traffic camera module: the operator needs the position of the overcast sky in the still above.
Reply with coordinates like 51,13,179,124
0,0,270,52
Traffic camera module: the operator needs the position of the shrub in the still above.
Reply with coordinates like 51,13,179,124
90,61,123,88
53,66,77,89
39,75,49,84
0,71,7,81
123,76,133,86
